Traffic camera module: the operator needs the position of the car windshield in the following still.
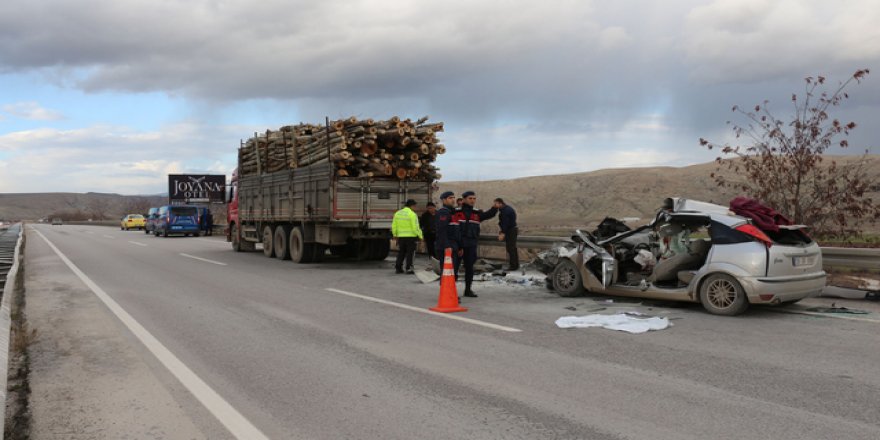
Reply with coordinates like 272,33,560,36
170,207,198,216
130,215,144,219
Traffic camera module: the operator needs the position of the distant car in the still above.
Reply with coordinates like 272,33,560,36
537,198,826,316
52,218,63,225
145,207,160,235
153,205,200,237
120,214,146,231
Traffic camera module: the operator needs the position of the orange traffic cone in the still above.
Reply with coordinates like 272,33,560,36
430,248,468,313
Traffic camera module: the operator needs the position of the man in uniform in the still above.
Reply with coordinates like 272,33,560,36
452,191,497,298
391,199,423,274
433,192,459,261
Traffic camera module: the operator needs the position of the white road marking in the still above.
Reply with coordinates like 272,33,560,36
32,229,269,440
128,241,147,247
325,288,522,333
102,235,115,239
180,253,227,266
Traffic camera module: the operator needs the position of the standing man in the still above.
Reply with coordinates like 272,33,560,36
453,191,497,298
434,192,459,261
494,198,519,270
419,202,437,260
205,209,214,236
391,199,423,274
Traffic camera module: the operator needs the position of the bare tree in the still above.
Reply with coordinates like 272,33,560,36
700,69,879,237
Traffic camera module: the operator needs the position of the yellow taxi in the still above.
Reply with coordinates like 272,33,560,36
120,214,146,230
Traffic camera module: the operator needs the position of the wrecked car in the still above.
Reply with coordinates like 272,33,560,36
537,198,826,315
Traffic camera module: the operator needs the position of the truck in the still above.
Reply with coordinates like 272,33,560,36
227,117,441,263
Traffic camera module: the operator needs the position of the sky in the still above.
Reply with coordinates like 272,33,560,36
0,0,878,194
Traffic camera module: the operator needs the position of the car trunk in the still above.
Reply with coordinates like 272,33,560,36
765,227,822,277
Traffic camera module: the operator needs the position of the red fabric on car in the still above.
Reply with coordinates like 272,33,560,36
729,196,792,232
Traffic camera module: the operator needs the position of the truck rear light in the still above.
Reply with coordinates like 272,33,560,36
735,224,773,248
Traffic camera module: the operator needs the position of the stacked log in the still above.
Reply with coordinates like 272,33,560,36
238,116,444,180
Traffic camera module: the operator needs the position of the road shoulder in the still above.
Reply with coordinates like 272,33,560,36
24,227,207,439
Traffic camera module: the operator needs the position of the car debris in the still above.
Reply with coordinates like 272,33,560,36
555,314,671,334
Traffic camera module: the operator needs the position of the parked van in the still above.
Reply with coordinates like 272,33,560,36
153,205,200,237
145,207,160,235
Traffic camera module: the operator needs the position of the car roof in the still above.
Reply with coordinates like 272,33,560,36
672,198,747,227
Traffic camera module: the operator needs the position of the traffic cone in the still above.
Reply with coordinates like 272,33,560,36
430,248,468,313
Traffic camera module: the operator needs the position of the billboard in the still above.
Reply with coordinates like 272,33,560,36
168,174,226,204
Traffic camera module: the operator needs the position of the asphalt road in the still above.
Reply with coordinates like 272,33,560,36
24,224,880,440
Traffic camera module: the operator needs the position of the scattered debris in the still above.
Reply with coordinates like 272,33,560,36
805,306,870,314
414,269,440,284
564,306,577,311
555,314,671,334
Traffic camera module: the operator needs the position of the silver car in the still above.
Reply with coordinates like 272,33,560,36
540,198,826,315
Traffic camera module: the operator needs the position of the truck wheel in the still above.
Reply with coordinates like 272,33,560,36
262,225,275,258
274,225,291,260
311,244,326,263
371,239,390,260
353,240,369,260
289,227,314,263
699,273,749,316
552,259,586,297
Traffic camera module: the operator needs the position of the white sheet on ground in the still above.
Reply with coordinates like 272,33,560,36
555,314,670,334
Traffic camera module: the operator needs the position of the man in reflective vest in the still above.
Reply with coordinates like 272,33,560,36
392,199,423,274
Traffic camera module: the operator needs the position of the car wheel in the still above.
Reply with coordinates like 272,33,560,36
699,273,749,316
551,259,586,297
262,225,275,258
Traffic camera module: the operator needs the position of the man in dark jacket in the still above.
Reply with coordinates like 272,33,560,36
434,192,459,261
419,202,437,260
493,198,518,270
452,191,497,298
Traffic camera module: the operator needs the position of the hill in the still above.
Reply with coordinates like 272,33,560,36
438,155,880,234
0,192,165,222
2,155,878,233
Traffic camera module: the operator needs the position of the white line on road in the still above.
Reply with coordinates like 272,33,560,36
128,241,147,247
180,253,227,266
325,288,522,333
32,229,269,440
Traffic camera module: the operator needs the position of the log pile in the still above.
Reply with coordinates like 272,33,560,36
238,116,444,180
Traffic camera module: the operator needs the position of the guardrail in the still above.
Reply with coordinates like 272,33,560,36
0,223,24,437
820,247,880,270
478,234,880,270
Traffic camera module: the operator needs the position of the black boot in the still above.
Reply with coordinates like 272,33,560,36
463,289,478,298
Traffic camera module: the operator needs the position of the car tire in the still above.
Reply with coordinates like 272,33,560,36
552,259,586,297
262,225,275,258
699,273,749,316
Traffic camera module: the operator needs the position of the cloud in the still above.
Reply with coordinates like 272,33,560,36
2,101,65,120
0,1,878,194
0,122,241,193
683,0,880,83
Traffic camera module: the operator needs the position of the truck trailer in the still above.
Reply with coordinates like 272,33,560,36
227,117,440,263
